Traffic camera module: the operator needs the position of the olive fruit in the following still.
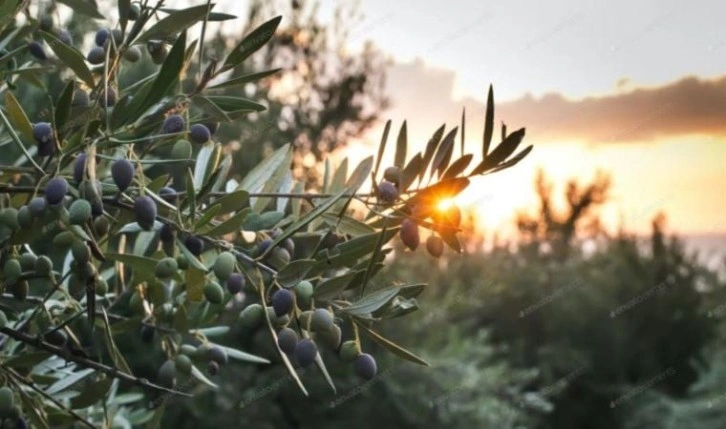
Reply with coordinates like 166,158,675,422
11,281,28,301
204,281,224,304
129,291,144,314
3,260,21,286
256,238,272,257
239,303,265,330
294,339,318,367
111,158,135,191
207,361,220,375
271,289,294,316
111,29,123,46
34,256,52,277
28,41,47,60
268,247,291,269
59,30,73,45
175,354,192,375
95,277,108,295
99,87,116,107
0,386,14,416
28,197,46,217
293,280,313,308
213,252,235,281
133,196,156,231
68,200,92,225
159,223,174,243
378,180,398,203
0,208,19,230
310,308,334,333
189,124,211,144
277,328,298,354
39,15,53,32
158,187,177,202
73,153,87,183
163,114,185,134
44,329,68,347
179,344,197,357
139,324,155,343
319,324,342,350
208,346,228,365
33,122,53,145
123,45,141,62
94,28,110,47
93,216,110,237
44,177,67,205
157,360,177,388
339,340,359,362
226,273,245,295
16,206,32,229
171,139,192,160
71,240,89,263
383,166,402,185
147,40,167,63
400,218,420,251
129,3,141,20
354,353,378,380
176,255,189,270
86,46,105,65
184,235,204,256
426,235,444,258
19,254,36,271
154,257,177,279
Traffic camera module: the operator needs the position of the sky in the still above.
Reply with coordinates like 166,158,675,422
209,0,726,241
313,0,726,240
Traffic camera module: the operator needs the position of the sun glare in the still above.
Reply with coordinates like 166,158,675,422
437,198,456,211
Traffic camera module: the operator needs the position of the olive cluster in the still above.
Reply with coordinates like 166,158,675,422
157,342,229,387
376,166,459,258
239,289,377,380
0,387,27,429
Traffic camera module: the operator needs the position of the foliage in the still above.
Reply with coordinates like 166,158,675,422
0,1,531,427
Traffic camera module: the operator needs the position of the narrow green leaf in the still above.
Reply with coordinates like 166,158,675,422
400,153,422,192
70,373,113,409
358,226,387,297
431,127,457,179
57,0,104,19
321,213,375,237
354,320,429,366
212,190,249,215
394,120,407,168
470,128,526,175
208,68,281,90
372,119,391,181
223,16,282,71
209,343,270,364
190,365,218,388
481,144,533,175
5,91,33,143
192,95,231,122
254,147,292,212
442,154,473,180
346,156,373,193
159,8,237,21
54,80,74,133
461,107,466,157
262,187,350,259
421,124,445,182
205,208,249,236
313,271,359,301
136,5,210,44
40,31,95,88
194,203,221,231
238,144,290,206
483,84,494,160
45,368,95,395
345,286,399,317
275,259,315,288
204,95,266,112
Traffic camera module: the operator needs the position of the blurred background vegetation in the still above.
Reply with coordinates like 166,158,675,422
8,0,726,428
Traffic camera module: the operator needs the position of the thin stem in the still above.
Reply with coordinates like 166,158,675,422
0,326,192,398
5,368,96,429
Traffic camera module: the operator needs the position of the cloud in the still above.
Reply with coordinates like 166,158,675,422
386,60,726,144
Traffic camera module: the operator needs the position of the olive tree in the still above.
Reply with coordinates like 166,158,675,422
0,1,531,427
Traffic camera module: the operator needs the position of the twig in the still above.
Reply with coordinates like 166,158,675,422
0,326,192,398
5,367,96,429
